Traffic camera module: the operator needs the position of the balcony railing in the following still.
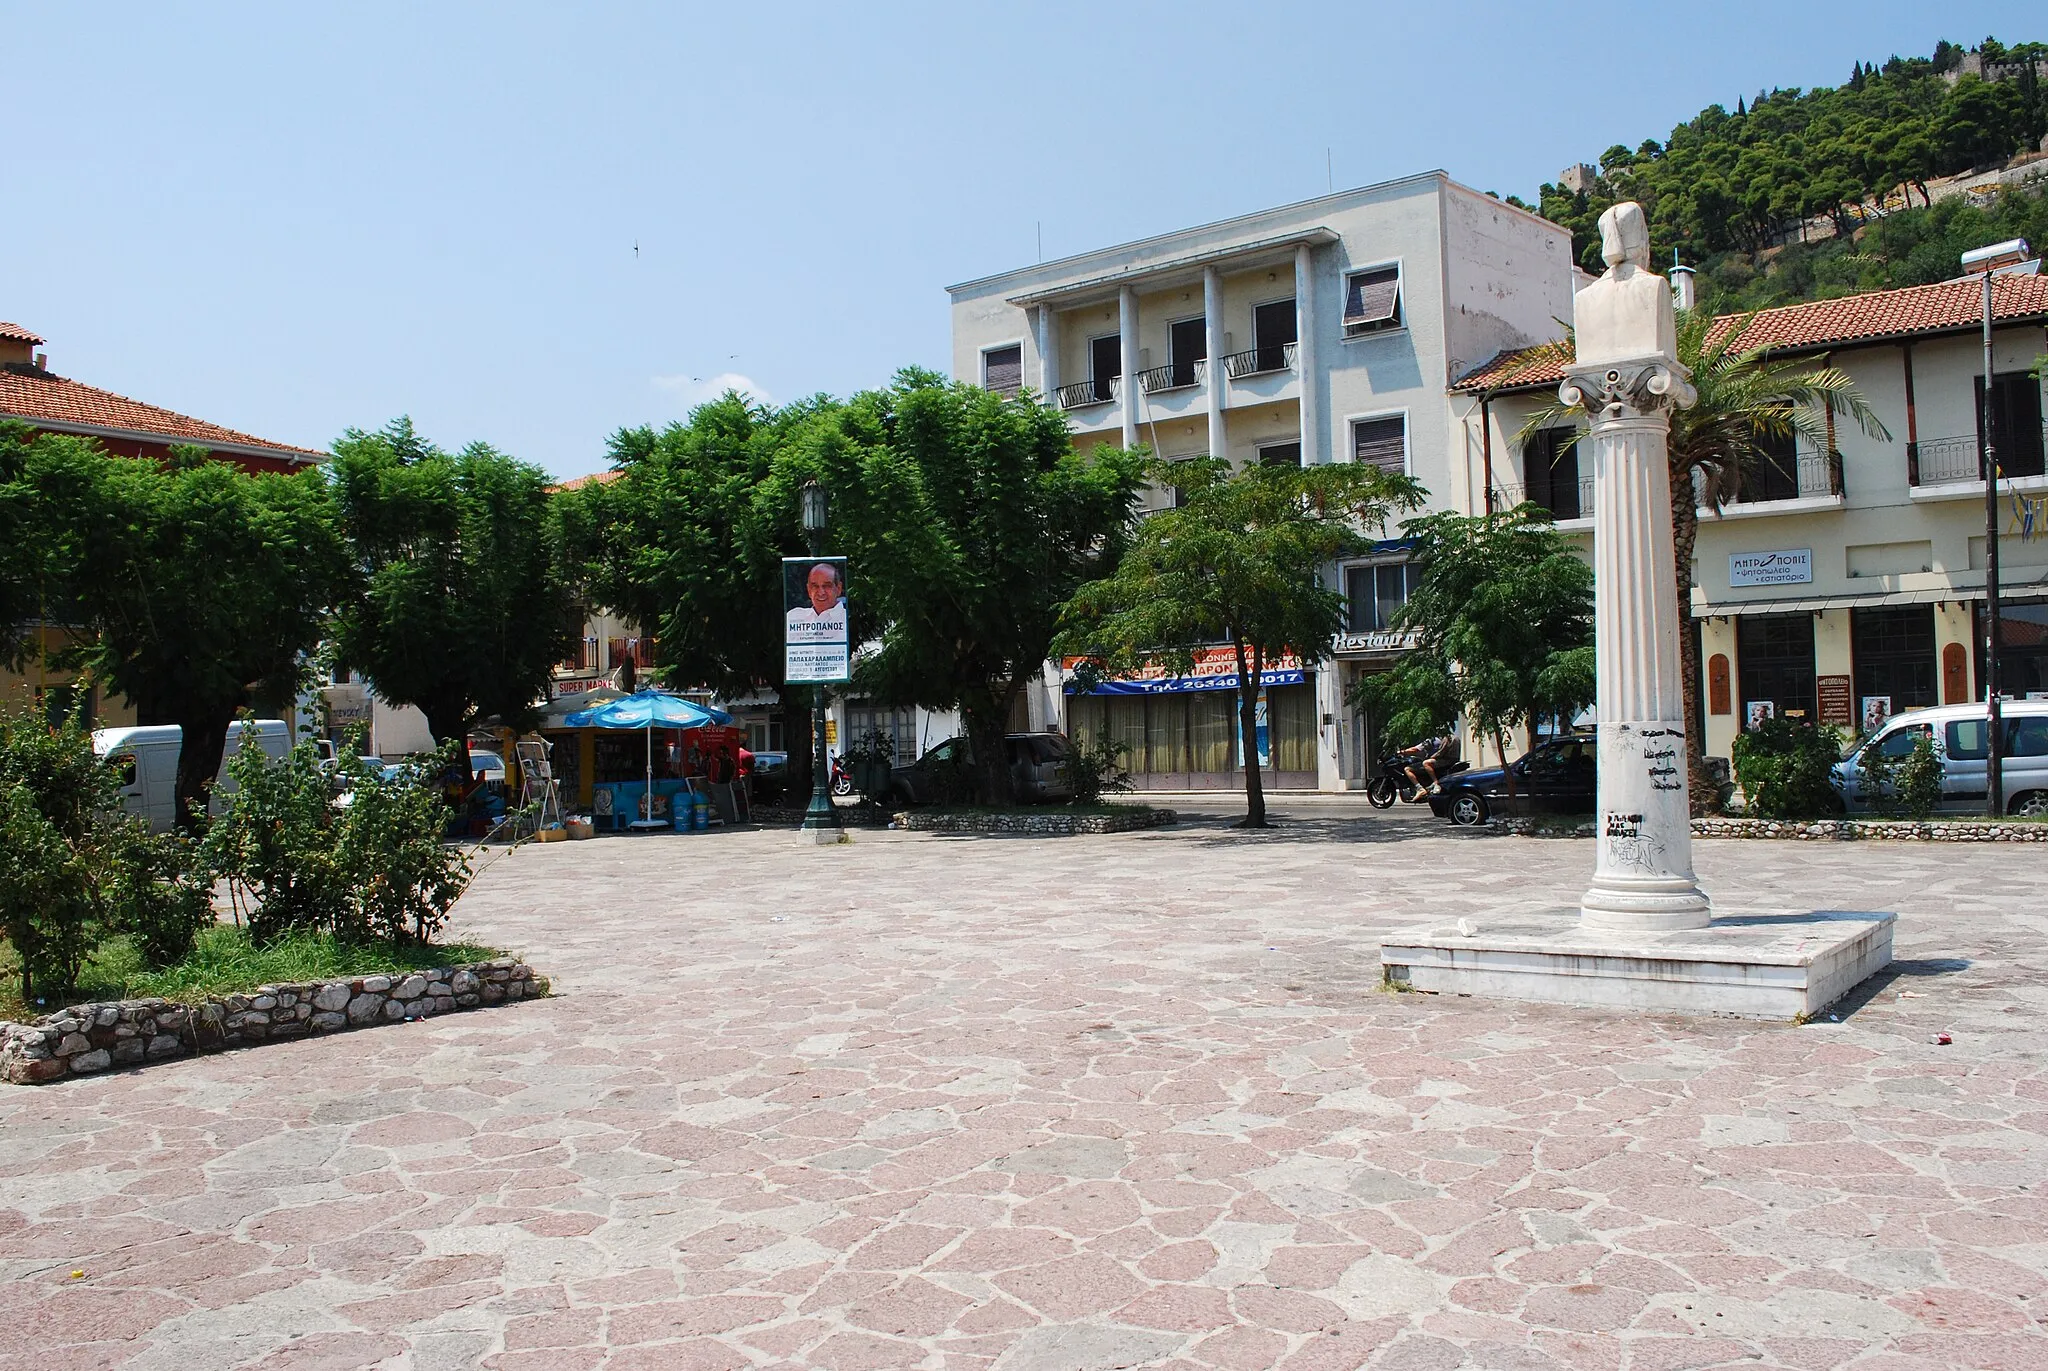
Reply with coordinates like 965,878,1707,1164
1137,359,1207,394
1729,452,1840,504
1914,428,2048,487
1222,340,1299,380
1056,377,1120,409
1489,477,1595,521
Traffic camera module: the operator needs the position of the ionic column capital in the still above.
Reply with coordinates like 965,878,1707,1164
1560,358,1696,425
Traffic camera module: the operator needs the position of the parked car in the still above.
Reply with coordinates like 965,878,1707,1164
748,750,790,803
468,749,506,784
1832,701,2048,816
888,732,1076,806
93,719,293,832
1427,733,1597,827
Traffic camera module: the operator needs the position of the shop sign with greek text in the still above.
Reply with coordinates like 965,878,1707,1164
1728,548,1812,587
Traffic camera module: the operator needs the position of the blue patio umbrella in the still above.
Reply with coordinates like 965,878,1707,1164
563,690,734,825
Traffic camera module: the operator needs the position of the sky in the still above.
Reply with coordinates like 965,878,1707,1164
5,2,2041,480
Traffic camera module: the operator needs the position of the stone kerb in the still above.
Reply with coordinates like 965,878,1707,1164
894,808,1177,836
1493,816,2048,842
0,958,544,1086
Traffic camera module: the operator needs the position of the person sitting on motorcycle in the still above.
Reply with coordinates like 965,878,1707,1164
1399,731,1462,796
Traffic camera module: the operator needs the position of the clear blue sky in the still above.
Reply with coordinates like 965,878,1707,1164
6,2,2038,479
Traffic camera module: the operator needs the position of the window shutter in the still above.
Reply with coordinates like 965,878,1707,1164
1344,267,1401,328
1352,416,1406,473
984,345,1022,393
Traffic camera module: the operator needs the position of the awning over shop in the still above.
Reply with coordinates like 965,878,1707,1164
1697,577,2048,617
1062,646,1307,695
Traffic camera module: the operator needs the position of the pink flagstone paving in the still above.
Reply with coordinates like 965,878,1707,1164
3,803,2046,1369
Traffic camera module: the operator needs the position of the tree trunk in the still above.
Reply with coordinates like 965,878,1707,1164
1232,636,1267,828
1669,461,1717,816
780,692,814,802
962,687,1019,807
173,711,231,834
423,704,476,788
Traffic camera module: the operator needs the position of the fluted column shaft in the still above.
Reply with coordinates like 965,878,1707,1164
1567,363,1711,932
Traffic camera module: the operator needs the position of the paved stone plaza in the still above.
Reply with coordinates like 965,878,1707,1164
5,803,2046,1370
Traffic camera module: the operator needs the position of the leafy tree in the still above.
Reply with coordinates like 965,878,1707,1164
1056,457,1420,827
1357,508,1594,782
1520,309,1887,812
27,436,348,827
331,419,578,778
554,393,824,791
783,370,1149,807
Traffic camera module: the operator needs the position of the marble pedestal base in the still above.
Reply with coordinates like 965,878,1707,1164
1380,911,1895,1021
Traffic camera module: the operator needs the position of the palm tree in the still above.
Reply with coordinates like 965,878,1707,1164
1518,308,1890,814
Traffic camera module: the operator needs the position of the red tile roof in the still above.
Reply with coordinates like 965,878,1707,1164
1453,273,2048,394
551,469,623,492
0,322,45,346
0,364,323,460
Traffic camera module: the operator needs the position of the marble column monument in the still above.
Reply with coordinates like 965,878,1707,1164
1563,203,1712,931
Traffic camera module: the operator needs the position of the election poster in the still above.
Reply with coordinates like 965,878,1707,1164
784,556,850,684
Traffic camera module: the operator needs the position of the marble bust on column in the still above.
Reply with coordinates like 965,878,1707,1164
1574,202,1678,371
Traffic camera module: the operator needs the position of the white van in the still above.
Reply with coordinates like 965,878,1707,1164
92,719,293,831
1832,701,2048,817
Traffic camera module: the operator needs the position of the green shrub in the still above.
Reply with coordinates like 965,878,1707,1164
200,731,346,940
202,731,470,945
1731,716,1844,819
0,702,212,1001
1855,729,1945,820
1058,738,1134,805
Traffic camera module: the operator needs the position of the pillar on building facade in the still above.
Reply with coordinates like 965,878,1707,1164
1294,243,1320,463
1036,305,1059,400
1203,266,1226,461
1564,202,1711,933
1119,285,1140,452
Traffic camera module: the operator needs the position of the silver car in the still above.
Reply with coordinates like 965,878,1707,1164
1832,701,2048,817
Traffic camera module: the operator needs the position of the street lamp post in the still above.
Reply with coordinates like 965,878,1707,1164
798,480,841,840
1961,237,2037,819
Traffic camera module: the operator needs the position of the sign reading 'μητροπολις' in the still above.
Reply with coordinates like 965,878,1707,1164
1728,548,1812,587
784,556,850,684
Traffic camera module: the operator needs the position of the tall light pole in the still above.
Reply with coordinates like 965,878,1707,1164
1961,237,2037,819
798,479,841,839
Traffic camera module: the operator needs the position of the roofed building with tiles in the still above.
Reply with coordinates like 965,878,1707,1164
1446,269,2048,785
0,322,323,473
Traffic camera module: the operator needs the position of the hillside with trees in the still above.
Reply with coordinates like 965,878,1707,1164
1531,36,2048,312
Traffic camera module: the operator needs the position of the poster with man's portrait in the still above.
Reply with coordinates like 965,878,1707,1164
1745,700,1775,731
1861,695,1892,735
784,556,850,684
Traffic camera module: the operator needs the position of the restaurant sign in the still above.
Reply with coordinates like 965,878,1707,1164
1334,628,1422,655
1728,548,1812,587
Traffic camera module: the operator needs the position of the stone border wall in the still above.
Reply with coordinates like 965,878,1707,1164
751,805,894,829
894,808,1177,835
1,959,545,1086
1493,816,2048,843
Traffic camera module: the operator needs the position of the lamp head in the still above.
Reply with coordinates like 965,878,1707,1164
1961,238,2035,274
800,479,827,534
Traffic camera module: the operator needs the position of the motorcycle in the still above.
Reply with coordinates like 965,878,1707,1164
829,755,855,797
1366,750,1470,808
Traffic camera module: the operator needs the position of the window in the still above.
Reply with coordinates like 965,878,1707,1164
982,344,1022,394
1089,334,1121,402
1345,562,1416,633
1872,723,1931,759
2005,716,2048,758
1343,265,1402,336
1947,718,1988,760
1976,371,2046,479
112,755,138,789
1169,317,1205,389
1268,683,1318,773
1851,605,1936,715
1252,300,1296,372
1522,428,1581,519
1737,613,1817,725
1740,420,1801,502
845,704,919,765
1975,599,2048,698
1258,441,1302,468
1351,415,1406,474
